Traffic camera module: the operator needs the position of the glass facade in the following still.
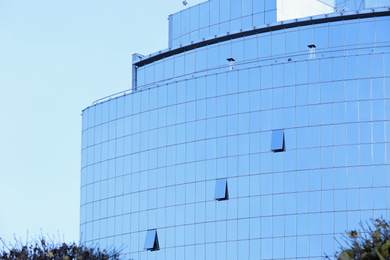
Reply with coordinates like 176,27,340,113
81,1,390,259
168,0,390,49
168,0,278,48
336,0,390,9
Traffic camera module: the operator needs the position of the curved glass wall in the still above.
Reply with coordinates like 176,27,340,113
81,7,390,260
168,0,336,48
140,16,390,91
336,0,390,10
169,0,278,48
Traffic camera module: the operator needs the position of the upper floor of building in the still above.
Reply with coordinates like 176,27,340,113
167,0,389,49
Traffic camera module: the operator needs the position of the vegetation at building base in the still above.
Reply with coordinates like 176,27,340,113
332,218,390,260
0,237,120,260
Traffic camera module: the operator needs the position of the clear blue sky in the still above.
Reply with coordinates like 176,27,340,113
0,0,204,246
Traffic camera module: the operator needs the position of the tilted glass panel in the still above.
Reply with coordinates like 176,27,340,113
215,178,229,200
271,129,285,152
144,229,159,251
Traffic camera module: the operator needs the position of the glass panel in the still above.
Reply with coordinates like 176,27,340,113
285,30,299,53
272,33,284,56
253,0,264,13
185,51,196,75
314,25,328,49
258,35,271,58
175,54,185,77
232,40,244,63
242,0,253,16
200,2,210,28
344,22,359,46
144,229,159,250
308,60,319,84
172,13,180,41
360,21,375,44
182,9,190,35
215,178,228,200
299,28,314,52
190,5,200,32
231,0,241,19
208,46,219,70
329,24,343,47
376,19,390,43
209,0,219,25
245,37,257,61
333,57,345,81
271,129,284,152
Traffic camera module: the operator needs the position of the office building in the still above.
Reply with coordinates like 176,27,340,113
80,0,390,258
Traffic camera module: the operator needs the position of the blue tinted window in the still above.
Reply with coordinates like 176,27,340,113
144,229,159,251
215,178,229,200
271,129,285,152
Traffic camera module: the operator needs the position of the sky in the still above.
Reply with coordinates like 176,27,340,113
0,0,205,246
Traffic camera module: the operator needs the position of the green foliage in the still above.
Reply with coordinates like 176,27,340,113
0,237,120,260
335,219,390,260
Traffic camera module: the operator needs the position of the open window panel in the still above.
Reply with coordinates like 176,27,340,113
144,229,159,251
271,129,285,152
214,178,229,201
